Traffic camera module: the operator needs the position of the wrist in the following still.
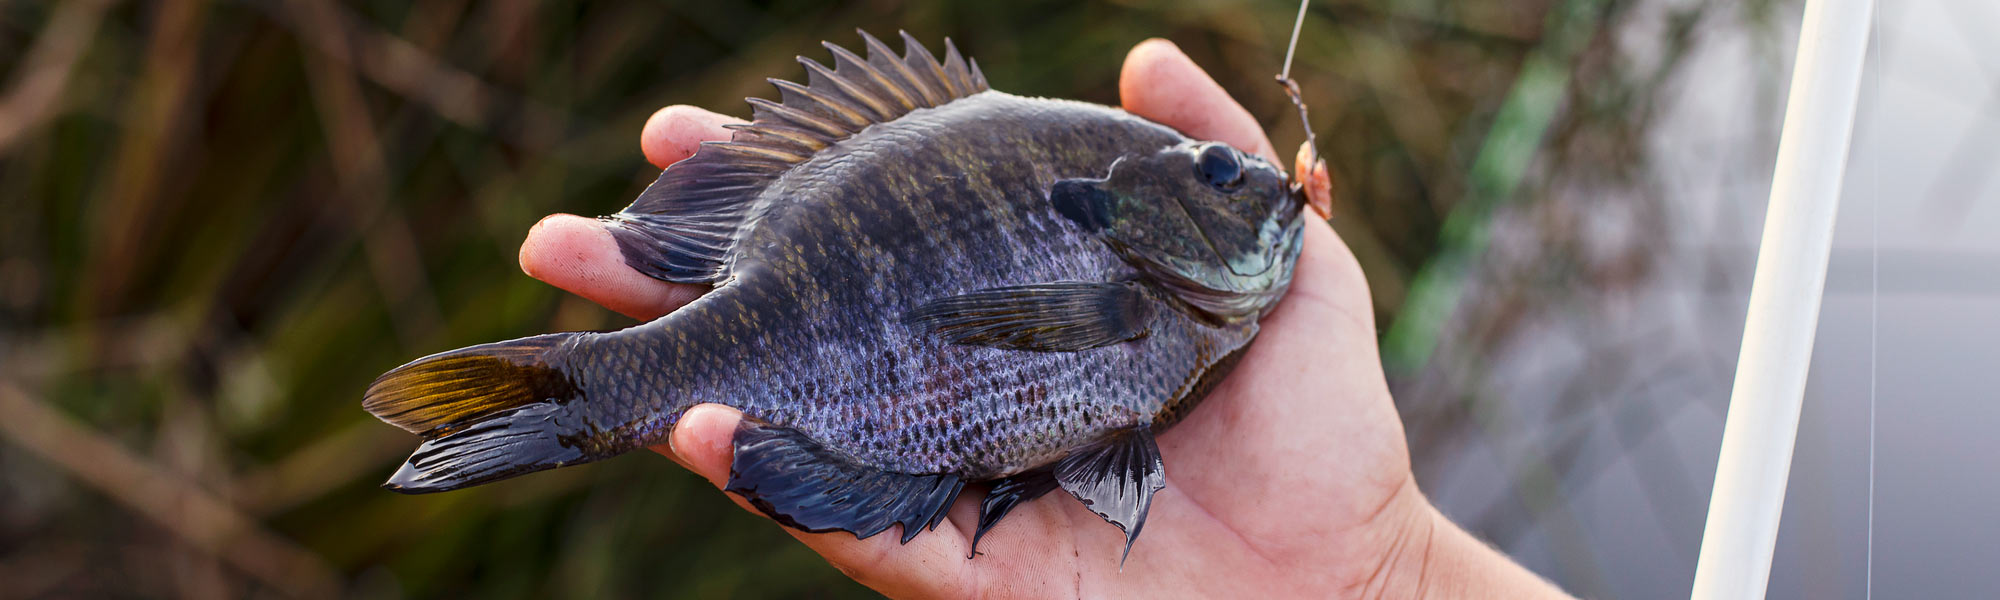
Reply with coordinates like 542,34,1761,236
1359,488,1572,600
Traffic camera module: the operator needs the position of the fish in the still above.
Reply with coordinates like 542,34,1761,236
362,30,1308,559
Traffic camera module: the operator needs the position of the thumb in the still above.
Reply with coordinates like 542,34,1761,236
667,404,975,598
1120,38,1279,164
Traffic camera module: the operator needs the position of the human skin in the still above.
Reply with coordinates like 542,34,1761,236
517,39,1571,599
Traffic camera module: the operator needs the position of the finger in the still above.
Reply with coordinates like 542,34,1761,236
668,404,974,598
1155,218,1403,543
664,404,738,484
642,105,745,169
519,214,706,321
647,445,693,471
1123,36,1392,525
520,106,745,320
1119,39,1279,164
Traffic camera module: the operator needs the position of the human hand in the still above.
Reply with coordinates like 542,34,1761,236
518,38,1568,599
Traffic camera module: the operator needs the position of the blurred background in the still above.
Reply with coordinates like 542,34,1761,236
1,0,1993,598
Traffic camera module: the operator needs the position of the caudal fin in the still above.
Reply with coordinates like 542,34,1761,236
363,333,612,493
363,333,581,436
384,402,588,493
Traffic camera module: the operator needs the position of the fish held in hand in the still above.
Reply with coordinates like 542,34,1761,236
363,31,1308,559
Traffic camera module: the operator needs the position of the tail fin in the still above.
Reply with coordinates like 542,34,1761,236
384,402,588,493
364,333,613,493
363,333,581,437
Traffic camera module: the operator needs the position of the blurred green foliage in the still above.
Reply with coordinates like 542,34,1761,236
0,0,1594,597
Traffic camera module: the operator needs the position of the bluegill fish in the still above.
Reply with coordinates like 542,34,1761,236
364,31,1307,558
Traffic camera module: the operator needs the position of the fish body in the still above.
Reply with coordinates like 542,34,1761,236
364,32,1306,554
574,93,1253,478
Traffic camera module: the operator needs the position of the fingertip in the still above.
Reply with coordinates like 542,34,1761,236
642,105,744,169
646,443,691,471
519,214,705,321
1119,39,1278,164
520,213,594,278
668,403,742,486
1122,38,1187,72
1118,38,1190,114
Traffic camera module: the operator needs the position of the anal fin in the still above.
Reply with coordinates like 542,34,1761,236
727,419,964,544
1054,428,1166,565
906,281,1154,352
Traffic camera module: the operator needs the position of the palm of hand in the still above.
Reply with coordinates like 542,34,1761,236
518,40,1423,598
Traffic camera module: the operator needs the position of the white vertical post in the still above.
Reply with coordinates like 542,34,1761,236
1691,0,1874,597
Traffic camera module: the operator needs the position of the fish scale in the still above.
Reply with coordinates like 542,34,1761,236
362,32,1304,557
682,96,1214,474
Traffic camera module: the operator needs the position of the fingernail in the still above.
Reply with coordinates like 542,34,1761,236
665,422,684,457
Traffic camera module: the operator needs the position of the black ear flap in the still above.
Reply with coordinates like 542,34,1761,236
1050,178,1114,232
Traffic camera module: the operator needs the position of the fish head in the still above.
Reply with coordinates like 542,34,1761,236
1052,141,1307,321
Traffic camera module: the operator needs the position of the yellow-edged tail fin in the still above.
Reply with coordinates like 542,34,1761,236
363,333,581,438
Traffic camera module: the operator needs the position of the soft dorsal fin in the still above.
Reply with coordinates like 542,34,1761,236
605,31,990,284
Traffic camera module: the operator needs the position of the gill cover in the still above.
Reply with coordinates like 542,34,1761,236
1050,142,1306,320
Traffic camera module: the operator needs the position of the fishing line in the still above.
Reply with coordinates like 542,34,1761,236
1277,0,1321,171
1280,0,1307,79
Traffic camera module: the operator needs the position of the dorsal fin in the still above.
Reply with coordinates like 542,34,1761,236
605,31,990,284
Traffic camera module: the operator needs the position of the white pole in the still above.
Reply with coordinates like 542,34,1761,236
1691,0,1873,597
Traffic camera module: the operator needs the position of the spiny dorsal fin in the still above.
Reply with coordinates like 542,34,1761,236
605,31,989,284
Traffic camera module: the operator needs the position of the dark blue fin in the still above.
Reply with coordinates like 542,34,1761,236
970,468,1060,557
365,332,631,493
382,402,601,494
726,419,965,543
605,32,988,284
1054,428,1166,565
905,281,1154,352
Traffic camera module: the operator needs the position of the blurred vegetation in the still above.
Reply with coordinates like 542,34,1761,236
0,0,1747,597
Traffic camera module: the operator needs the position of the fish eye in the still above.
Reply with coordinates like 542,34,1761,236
1195,145,1243,191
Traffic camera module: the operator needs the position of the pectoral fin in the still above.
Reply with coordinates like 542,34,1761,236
1054,428,1166,565
726,419,964,544
905,281,1153,352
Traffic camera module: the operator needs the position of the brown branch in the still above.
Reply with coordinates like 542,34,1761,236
0,0,117,153
0,384,341,599
285,0,447,347
267,0,566,149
